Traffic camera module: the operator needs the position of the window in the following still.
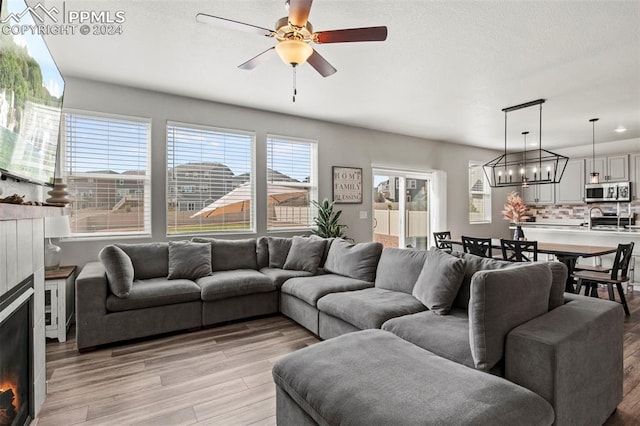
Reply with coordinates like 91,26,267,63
62,111,151,238
167,122,255,235
469,161,491,223
266,135,317,230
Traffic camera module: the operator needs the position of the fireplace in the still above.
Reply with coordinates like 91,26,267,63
0,276,34,426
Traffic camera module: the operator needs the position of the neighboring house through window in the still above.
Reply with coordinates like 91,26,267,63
166,122,255,235
266,135,317,230
62,111,151,238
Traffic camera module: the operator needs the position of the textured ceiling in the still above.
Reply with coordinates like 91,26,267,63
40,0,640,150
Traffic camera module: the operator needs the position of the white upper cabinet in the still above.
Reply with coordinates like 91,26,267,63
633,154,640,200
585,154,629,182
556,158,585,204
522,183,555,205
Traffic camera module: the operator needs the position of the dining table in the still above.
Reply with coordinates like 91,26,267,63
445,238,618,293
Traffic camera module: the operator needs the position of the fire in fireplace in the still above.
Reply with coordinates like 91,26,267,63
0,276,33,426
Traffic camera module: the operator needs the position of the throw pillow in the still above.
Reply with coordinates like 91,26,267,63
268,237,293,268
323,239,383,282
167,241,212,280
412,248,466,315
468,262,552,371
99,245,134,298
283,236,327,273
450,251,514,310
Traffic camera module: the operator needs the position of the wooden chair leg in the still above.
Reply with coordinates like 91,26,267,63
590,283,599,298
616,283,631,316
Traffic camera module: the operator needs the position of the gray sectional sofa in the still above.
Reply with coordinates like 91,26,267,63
75,236,624,425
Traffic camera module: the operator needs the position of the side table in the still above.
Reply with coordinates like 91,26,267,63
44,265,76,342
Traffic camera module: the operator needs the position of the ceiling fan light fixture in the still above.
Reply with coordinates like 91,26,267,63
275,39,313,65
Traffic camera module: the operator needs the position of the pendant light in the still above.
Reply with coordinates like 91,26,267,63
589,118,600,184
483,99,569,188
521,131,529,188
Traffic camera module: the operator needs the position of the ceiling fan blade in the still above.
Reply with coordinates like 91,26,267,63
238,47,276,70
307,49,337,77
288,0,313,27
314,26,388,43
196,13,275,37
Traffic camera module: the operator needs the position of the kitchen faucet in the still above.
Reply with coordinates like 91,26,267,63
588,206,604,229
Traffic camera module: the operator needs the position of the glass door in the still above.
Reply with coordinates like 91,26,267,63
373,170,431,249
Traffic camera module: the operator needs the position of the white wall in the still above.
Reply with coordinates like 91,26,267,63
6,77,512,267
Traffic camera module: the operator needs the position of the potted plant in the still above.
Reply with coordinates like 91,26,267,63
502,191,530,240
311,198,350,239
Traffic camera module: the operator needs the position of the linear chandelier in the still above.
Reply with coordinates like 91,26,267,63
483,99,569,188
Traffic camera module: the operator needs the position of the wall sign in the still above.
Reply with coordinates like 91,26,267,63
332,166,363,204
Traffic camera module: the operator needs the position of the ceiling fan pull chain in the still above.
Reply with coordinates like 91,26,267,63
292,64,297,102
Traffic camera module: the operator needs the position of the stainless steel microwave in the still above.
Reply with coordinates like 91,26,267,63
585,182,631,203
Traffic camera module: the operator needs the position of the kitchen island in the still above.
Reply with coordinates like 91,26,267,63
518,221,640,288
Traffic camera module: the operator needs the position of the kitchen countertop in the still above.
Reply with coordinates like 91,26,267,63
516,222,640,235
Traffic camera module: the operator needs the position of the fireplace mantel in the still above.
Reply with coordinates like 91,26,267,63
0,204,66,221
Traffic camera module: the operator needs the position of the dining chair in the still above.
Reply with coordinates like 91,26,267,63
500,239,538,262
461,236,492,258
433,231,452,251
572,242,634,316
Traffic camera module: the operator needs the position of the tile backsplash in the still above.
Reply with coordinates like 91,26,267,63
527,202,640,221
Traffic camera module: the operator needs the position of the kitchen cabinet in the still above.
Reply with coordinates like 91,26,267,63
523,183,554,205
633,154,640,200
555,158,585,204
585,154,629,182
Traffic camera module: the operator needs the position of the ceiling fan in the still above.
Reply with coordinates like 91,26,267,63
196,0,388,100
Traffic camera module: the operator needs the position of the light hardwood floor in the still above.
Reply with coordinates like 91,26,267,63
36,291,639,426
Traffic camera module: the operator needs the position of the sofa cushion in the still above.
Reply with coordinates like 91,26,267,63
317,287,427,330
412,248,466,315
99,245,134,298
310,235,334,267
167,241,212,280
283,236,326,274
469,263,552,371
259,267,313,289
197,270,275,301
324,239,383,282
272,330,555,426
281,274,373,306
374,248,427,294
382,308,474,368
256,236,269,269
268,237,293,268
451,251,514,310
115,242,169,280
105,277,201,312
192,237,258,271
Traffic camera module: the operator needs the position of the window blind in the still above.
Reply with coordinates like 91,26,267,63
266,135,317,230
167,122,255,235
63,112,151,237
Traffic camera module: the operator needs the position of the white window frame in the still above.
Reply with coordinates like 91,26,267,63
61,109,152,239
166,121,256,236
469,161,492,224
266,134,318,232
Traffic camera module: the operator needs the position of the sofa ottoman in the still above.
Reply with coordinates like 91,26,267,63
272,329,554,426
